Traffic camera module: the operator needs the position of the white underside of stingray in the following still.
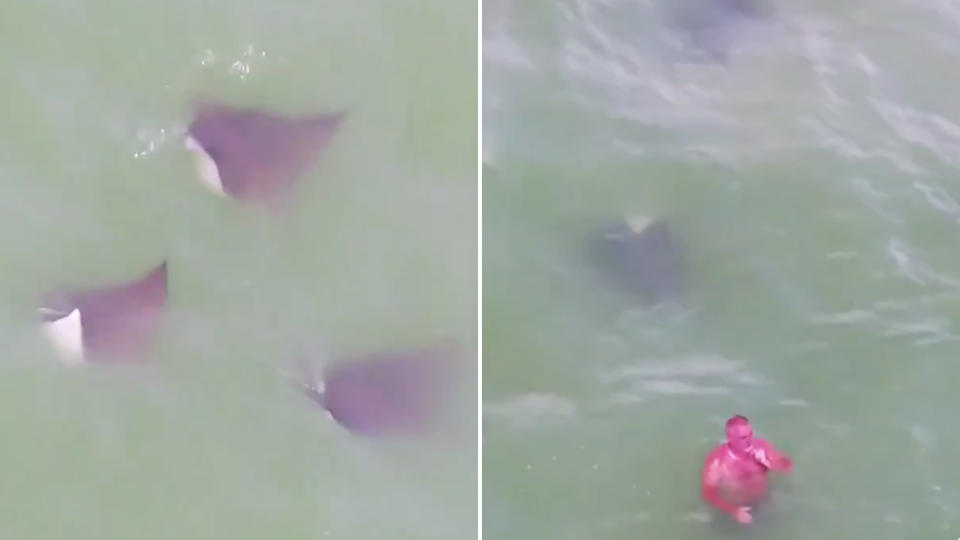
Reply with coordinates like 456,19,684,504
316,378,334,421
185,135,226,196
625,214,653,234
40,308,85,366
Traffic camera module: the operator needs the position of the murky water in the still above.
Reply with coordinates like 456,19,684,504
484,0,960,538
0,1,476,538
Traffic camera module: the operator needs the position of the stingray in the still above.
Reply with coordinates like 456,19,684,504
39,262,168,365
184,102,345,209
286,342,460,437
672,0,765,62
587,215,686,304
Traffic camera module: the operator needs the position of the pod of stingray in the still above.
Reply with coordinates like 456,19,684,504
184,102,345,207
39,262,168,365
587,216,686,304
289,342,459,437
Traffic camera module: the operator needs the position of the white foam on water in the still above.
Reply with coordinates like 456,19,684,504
600,354,743,381
780,398,811,408
484,393,579,427
638,379,727,395
597,354,765,405
810,309,878,325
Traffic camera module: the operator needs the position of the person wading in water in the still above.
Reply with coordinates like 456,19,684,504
701,414,794,524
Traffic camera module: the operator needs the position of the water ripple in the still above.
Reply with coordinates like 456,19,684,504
484,393,579,428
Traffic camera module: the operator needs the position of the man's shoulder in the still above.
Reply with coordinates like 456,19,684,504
702,444,727,482
704,443,727,461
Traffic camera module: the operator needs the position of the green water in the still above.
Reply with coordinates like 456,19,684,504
0,1,476,538
484,0,960,538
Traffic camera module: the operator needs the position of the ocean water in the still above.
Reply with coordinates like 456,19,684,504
483,0,960,538
0,1,476,538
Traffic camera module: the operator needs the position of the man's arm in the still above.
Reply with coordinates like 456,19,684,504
701,449,738,515
753,439,793,472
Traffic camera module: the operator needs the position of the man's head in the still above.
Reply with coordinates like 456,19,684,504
725,414,754,453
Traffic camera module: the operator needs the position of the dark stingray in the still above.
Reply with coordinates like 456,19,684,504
673,0,765,62
287,342,460,437
185,102,345,208
39,262,168,365
587,216,686,304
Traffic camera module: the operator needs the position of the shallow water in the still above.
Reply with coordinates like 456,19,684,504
484,0,960,538
0,1,476,538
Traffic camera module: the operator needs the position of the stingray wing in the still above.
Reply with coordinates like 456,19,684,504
72,262,168,360
322,343,459,436
188,104,344,203
589,218,686,304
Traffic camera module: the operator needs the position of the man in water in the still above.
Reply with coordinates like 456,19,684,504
701,414,793,524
